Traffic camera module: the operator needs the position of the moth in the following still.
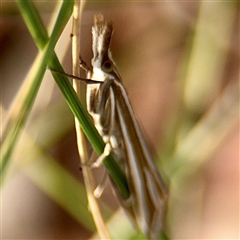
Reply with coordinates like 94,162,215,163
77,14,167,239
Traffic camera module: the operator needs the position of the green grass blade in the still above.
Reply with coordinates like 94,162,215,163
12,0,129,199
50,69,129,199
10,97,112,233
1,0,73,182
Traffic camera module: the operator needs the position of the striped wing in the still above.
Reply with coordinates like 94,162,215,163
88,14,168,240
111,79,168,239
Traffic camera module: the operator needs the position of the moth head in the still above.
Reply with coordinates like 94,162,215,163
91,14,121,81
102,59,114,73
92,15,113,60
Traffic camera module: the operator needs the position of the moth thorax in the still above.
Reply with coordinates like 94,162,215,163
92,67,106,81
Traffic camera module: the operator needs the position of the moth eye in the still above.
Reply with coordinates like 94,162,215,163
102,60,113,72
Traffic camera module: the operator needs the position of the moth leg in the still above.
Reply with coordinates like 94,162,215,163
93,170,108,198
91,142,112,168
79,141,112,168
79,149,98,168
79,148,109,198
79,55,90,73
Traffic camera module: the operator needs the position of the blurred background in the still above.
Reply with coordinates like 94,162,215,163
1,1,239,239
